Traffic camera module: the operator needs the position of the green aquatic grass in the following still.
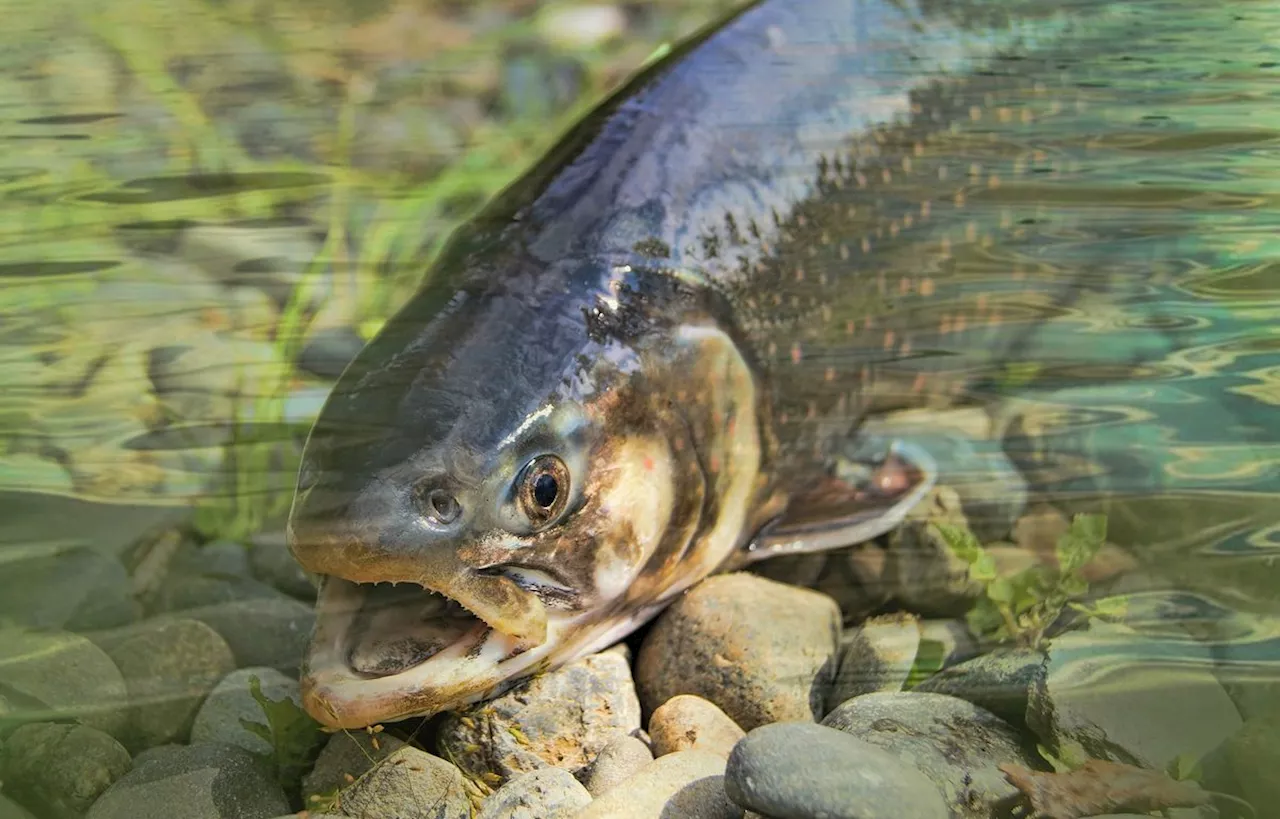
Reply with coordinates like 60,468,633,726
937,513,1127,650
242,673,324,793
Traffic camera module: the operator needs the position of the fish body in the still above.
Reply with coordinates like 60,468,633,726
289,0,1118,729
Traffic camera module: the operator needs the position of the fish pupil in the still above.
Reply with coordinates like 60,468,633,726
533,472,558,508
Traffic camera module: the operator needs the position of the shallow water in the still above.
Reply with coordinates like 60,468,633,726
0,0,1278,815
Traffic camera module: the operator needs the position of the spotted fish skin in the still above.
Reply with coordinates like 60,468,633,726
288,0,1121,729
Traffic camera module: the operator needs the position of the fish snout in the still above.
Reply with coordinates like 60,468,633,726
286,473,473,578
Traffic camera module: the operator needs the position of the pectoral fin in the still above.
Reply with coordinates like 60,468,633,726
743,438,937,562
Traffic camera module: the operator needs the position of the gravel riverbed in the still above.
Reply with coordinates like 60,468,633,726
0,488,1272,819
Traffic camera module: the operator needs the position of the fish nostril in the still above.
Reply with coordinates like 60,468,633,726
420,486,462,526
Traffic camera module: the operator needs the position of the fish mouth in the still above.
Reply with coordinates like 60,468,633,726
300,564,587,729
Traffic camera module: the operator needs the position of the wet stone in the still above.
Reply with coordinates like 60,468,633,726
1013,504,1070,560
190,667,322,768
751,545,895,625
177,596,315,675
725,721,948,819
578,733,653,798
148,540,284,616
170,540,252,578
1029,622,1242,772
302,729,406,804
0,547,138,633
917,618,982,671
823,691,1042,819
147,331,286,424
0,627,129,741
913,647,1049,729
176,223,320,306
0,793,37,819
826,613,921,713
246,530,316,601
85,742,288,819
1217,713,1280,815
649,695,745,759
104,618,236,750
437,647,641,785
338,746,469,819
475,766,592,819
636,573,840,732
885,486,983,618
1,722,132,819
576,749,741,819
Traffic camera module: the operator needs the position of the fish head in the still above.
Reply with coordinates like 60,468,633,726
288,260,767,729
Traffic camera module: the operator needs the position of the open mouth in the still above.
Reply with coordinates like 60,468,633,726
347,583,487,676
339,566,579,678
299,563,592,728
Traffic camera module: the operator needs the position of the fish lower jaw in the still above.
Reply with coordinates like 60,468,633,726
300,575,573,729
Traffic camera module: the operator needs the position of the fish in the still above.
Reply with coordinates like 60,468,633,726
288,0,1135,729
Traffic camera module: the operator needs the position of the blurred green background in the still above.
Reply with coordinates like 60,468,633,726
0,0,739,547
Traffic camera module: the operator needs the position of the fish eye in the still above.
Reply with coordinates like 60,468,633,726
518,454,570,527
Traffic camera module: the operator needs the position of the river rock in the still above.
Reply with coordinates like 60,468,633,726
246,529,316,601
191,667,320,762
148,540,283,615
338,746,469,819
177,595,315,674
576,749,740,819
917,619,981,671
725,721,948,819
912,648,1048,728
0,547,138,632
86,742,288,819
823,691,1041,819
1029,622,1242,772
885,487,983,617
176,222,319,308
826,613,920,712
636,573,840,731
476,766,592,819
1216,713,1280,815
302,729,406,804
438,647,641,785
1,723,132,819
148,331,285,423
1012,504,1070,559
649,695,745,759
104,618,236,750
748,545,894,625
0,627,129,740
0,793,36,819
578,733,654,798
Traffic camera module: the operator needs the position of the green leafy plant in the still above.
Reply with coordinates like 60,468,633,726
936,512,1125,650
240,675,324,791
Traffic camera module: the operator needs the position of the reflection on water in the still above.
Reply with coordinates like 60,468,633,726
0,0,1278,814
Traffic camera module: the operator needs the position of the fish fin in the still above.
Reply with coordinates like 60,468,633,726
742,438,937,562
